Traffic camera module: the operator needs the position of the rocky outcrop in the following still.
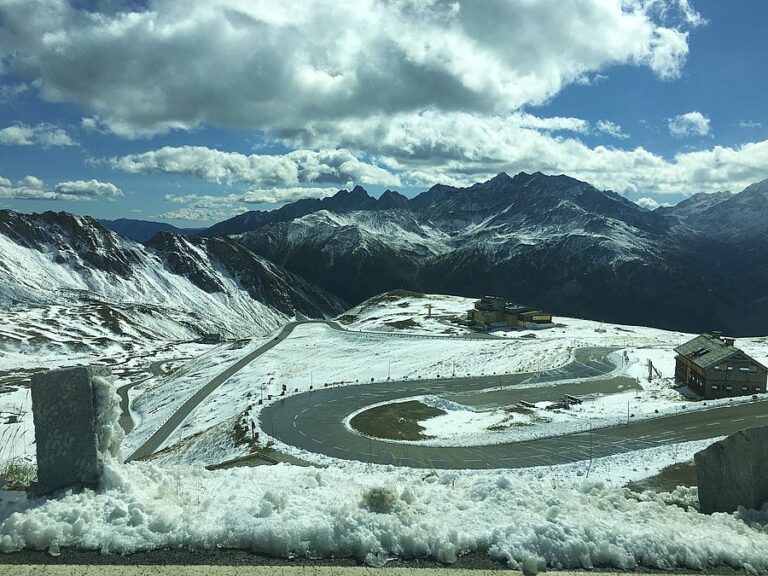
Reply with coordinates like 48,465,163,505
694,427,768,514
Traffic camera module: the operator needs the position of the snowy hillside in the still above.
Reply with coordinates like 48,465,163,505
0,210,344,338
240,209,451,304
3,289,768,572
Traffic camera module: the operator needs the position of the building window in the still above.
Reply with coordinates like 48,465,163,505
739,364,752,372
756,388,763,393
727,366,733,371
714,365,721,371
742,386,749,391
726,385,733,390
711,385,719,391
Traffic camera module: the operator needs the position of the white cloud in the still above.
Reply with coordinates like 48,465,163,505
668,111,710,138
159,185,343,221
596,120,629,139
53,179,122,199
0,175,122,201
111,147,400,187
0,0,701,136
646,26,690,80
739,120,762,129
80,117,102,133
0,83,27,102
635,197,662,210
0,123,76,147
242,187,339,205
574,73,609,86
18,175,45,189
160,194,248,222
281,110,768,195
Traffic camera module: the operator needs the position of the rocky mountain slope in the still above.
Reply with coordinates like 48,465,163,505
215,173,768,336
0,210,345,341
202,185,410,236
240,210,450,304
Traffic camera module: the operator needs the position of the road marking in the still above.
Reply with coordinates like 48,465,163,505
732,418,745,422
706,422,721,426
757,415,768,419
335,446,348,452
312,438,322,445
684,426,697,430
298,430,306,437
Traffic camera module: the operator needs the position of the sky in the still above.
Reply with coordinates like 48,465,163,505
0,0,767,226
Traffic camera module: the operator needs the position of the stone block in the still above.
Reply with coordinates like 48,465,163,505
30,365,112,495
694,426,768,514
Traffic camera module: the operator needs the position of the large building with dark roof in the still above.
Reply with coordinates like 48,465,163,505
467,296,553,330
674,333,767,400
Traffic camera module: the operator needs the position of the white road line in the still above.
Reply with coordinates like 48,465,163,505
706,422,721,426
732,418,745,422
298,430,306,437
312,438,322,444
684,426,697,430
757,415,768,419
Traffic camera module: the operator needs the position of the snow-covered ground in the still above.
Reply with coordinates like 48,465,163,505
337,292,477,335
0,386,33,467
346,347,762,448
0,229,288,339
3,292,768,571
0,302,228,468
2,443,767,573
123,335,271,456
139,301,768,469
156,321,586,454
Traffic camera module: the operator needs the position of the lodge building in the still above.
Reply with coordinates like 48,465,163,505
467,296,553,330
674,332,767,400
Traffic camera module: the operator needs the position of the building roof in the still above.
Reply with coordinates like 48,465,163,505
674,334,766,370
504,305,534,314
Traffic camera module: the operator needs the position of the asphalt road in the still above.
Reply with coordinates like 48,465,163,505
126,323,307,461
117,357,191,434
261,347,630,468
125,319,515,461
125,319,768,468
262,347,768,469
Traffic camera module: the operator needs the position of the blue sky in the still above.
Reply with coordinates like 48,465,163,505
0,0,766,225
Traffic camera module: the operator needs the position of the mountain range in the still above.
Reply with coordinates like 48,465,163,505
8,171,768,337
206,171,768,336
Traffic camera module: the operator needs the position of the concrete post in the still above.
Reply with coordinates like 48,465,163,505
30,365,114,495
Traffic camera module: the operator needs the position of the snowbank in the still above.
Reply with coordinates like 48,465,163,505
1,459,767,573
92,375,125,464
